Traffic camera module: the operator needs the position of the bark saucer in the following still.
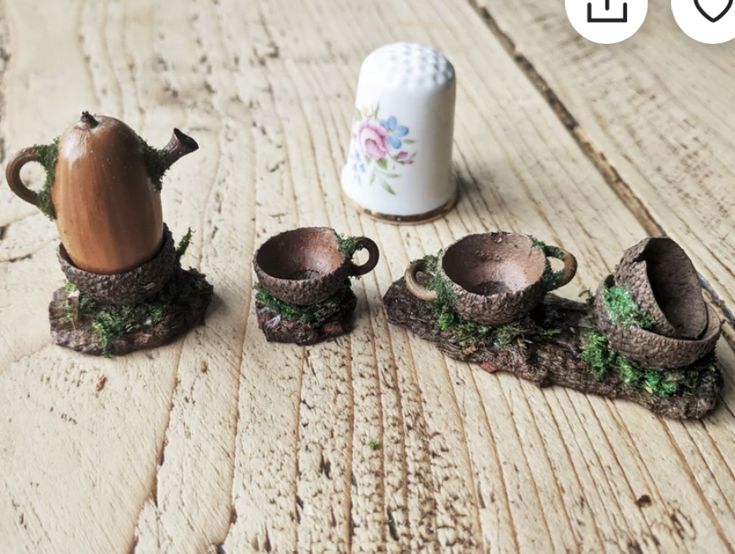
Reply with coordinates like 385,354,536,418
594,275,721,370
384,270,722,419
615,237,707,339
49,267,213,356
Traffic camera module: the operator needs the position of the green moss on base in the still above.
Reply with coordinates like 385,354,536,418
256,282,352,325
63,280,169,356
424,253,455,305
33,139,60,220
579,330,716,397
61,231,197,356
579,330,609,379
602,284,654,329
90,303,166,356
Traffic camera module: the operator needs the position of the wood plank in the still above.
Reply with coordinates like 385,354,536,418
1,0,734,553
128,1,256,550
472,0,735,338
0,2,184,552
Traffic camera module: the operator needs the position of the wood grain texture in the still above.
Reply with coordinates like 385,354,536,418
0,0,733,553
472,0,735,340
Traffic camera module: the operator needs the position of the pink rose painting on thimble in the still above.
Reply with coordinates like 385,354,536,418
342,42,457,223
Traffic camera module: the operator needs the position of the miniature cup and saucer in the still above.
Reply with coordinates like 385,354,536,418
405,231,577,325
254,227,379,306
252,227,380,345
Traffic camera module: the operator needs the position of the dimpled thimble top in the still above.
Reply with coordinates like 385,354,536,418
342,43,457,221
358,42,456,91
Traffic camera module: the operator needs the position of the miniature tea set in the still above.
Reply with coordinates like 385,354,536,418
2,42,726,419
253,227,379,344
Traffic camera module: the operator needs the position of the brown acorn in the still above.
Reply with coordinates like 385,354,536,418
5,112,198,274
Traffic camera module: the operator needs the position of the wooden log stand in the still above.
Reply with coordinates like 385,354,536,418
383,270,723,419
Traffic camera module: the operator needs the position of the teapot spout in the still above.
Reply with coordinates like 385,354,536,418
160,128,199,171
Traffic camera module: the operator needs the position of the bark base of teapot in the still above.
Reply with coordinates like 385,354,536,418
49,266,213,356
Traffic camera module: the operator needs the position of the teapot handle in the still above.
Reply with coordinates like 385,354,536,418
5,147,42,206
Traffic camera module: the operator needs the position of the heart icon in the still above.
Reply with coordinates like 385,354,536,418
694,0,733,21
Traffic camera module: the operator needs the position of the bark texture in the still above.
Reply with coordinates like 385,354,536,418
49,268,213,356
254,289,357,345
384,275,722,419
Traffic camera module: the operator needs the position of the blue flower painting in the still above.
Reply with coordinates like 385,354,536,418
350,105,417,195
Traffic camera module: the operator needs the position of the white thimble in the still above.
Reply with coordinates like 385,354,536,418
341,42,457,222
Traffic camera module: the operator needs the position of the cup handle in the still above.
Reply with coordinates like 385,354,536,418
404,259,438,302
542,244,577,291
5,147,43,206
348,236,380,277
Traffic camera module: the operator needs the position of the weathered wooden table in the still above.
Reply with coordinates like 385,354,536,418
1,1,734,552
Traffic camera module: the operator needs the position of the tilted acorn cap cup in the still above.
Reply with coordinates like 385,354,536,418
594,275,721,370
614,237,707,339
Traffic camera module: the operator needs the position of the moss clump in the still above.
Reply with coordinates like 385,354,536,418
90,303,166,356
602,284,654,329
33,139,60,220
579,330,715,397
256,282,352,325
337,235,360,258
422,254,527,350
367,440,381,451
139,137,168,190
424,253,456,306
530,236,566,290
579,330,611,379
493,321,528,348
176,228,193,260
64,282,169,356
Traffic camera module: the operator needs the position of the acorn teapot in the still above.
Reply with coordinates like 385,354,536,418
5,112,198,274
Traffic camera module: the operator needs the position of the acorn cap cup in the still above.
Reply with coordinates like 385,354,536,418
614,237,707,339
594,275,721,370
253,227,379,306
